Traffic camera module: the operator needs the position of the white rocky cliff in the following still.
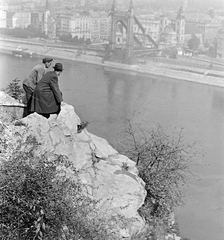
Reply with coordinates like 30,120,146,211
0,91,146,238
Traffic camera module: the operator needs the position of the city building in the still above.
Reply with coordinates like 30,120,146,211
202,19,222,45
90,11,110,42
55,9,110,42
159,7,186,46
217,27,224,58
31,12,44,31
55,9,73,36
184,11,222,45
0,9,6,28
175,6,185,45
6,11,31,28
159,14,171,33
70,11,91,40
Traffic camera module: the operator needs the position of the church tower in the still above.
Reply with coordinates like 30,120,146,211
175,6,185,46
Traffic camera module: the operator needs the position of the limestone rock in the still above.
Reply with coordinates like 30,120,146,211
0,91,146,238
0,91,25,122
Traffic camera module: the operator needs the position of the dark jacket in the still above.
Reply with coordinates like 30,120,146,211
30,71,63,114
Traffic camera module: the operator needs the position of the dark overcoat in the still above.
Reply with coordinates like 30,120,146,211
30,71,63,114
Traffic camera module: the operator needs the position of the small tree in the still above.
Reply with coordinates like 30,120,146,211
4,78,24,100
85,38,91,45
59,33,73,43
188,34,200,51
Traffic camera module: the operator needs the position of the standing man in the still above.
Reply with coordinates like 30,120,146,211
23,57,53,116
30,63,63,119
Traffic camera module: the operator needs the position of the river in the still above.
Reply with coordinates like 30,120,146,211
0,53,224,240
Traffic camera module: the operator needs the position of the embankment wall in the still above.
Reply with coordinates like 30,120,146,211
1,37,224,88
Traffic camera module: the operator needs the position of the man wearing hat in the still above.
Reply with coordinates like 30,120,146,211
22,57,53,116
30,63,64,119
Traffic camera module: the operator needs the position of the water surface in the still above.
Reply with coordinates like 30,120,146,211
0,53,224,240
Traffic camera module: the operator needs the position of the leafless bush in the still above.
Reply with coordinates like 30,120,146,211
118,120,198,221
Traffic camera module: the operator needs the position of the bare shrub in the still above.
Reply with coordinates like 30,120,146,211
118,120,198,222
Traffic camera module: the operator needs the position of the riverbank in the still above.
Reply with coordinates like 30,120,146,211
1,37,224,88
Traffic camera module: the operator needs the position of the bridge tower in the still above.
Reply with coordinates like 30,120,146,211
109,0,135,63
126,0,134,62
107,0,158,63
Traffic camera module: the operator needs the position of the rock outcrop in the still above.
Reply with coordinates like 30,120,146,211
0,91,146,238
0,91,25,122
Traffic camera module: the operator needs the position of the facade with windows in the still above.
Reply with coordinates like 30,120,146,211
0,10,7,28
70,11,91,40
90,11,110,42
99,12,110,41
31,12,44,31
55,10,110,41
217,27,224,58
12,12,31,28
55,10,73,36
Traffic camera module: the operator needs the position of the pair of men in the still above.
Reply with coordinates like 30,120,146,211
23,58,63,118
23,58,88,132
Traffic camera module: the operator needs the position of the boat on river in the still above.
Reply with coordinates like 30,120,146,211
12,48,37,58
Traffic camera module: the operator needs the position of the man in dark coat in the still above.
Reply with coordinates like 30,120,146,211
30,63,64,119
23,57,53,116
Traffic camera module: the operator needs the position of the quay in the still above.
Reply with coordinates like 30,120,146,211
0,37,224,88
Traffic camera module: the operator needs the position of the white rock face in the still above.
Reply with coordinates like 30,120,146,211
0,91,25,121
0,91,146,238
0,91,25,106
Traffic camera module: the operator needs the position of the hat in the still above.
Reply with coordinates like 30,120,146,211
52,63,64,72
42,57,53,63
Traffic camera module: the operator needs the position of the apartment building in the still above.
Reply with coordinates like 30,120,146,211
217,27,224,57
184,11,222,45
55,9,110,41
99,12,110,41
0,9,6,28
55,10,73,36
70,11,91,40
31,12,44,31
90,11,110,42
6,11,31,28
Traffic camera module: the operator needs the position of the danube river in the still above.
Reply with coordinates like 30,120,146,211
1,53,224,240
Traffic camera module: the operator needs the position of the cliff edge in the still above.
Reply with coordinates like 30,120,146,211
0,91,146,238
